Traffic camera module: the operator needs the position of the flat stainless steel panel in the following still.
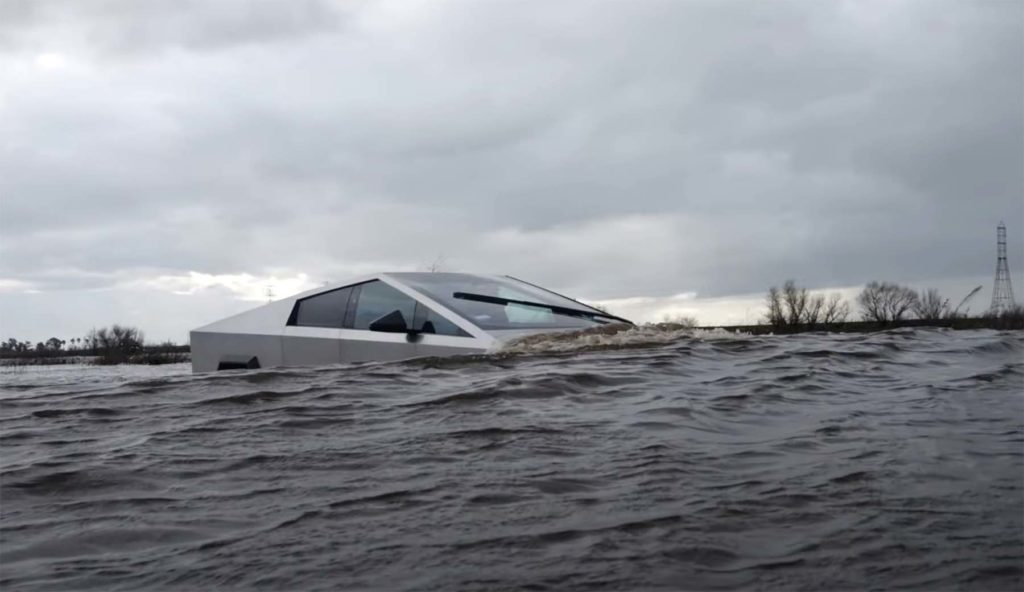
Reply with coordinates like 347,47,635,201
338,329,418,363
415,343,486,358
283,327,342,367
415,334,487,359
191,331,284,373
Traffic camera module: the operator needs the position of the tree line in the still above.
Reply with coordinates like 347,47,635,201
1,325,187,365
763,280,1022,330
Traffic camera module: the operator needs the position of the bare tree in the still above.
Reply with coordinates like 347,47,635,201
424,254,448,273
85,325,145,364
782,280,809,325
803,294,825,326
660,313,699,328
821,293,851,324
914,288,949,321
765,286,786,327
858,281,919,323
766,281,833,327
858,283,885,322
884,285,919,322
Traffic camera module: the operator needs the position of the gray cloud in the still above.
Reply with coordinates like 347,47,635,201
0,0,353,53
1,0,1022,340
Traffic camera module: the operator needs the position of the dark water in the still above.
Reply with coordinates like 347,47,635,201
1,328,1022,591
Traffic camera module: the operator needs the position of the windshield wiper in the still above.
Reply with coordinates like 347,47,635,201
452,292,634,325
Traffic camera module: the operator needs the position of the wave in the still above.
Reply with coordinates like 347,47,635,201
496,323,751,355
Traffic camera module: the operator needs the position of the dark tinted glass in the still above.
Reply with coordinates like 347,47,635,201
352,281,417,330
291,287,352,328
415,303,471,337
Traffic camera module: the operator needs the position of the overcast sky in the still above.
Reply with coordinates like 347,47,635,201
1,0,1022,343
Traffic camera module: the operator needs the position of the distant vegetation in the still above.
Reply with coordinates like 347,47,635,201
658,314,700,329
765,280,850,329
0,325,188,366
83,325,145,365
755,280,1023,334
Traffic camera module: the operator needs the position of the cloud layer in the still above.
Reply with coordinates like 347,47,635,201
2,0,1022,341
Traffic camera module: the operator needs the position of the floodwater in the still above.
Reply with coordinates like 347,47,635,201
1,328,1022,591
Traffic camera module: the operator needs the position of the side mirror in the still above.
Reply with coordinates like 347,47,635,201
368,310,414,334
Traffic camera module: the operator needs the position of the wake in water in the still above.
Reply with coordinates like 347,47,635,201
497,322,748,355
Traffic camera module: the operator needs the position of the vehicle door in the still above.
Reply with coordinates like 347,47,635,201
340,280,419,362
282,286,353,366
409,301,484,358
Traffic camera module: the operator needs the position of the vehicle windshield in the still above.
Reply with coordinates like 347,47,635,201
388,273,616,330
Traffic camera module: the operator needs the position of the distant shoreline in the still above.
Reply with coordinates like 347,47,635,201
0,354,190,367
0,346,190,367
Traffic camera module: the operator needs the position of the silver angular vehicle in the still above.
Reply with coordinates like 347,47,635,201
190,272,632,372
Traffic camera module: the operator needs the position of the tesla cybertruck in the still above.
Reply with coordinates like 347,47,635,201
190,272,632,372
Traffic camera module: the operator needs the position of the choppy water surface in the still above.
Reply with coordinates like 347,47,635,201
1,328,1022,591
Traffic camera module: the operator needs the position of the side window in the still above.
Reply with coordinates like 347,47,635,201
352,281,417,330
414,303,471,337
288,287,353,328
